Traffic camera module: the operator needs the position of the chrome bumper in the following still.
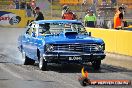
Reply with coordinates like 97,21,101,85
43,53,105,57
43,53,106,63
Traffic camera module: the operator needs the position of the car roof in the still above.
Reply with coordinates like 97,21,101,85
34,20,82,24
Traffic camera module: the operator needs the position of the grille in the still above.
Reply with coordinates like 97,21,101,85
52,44,98,52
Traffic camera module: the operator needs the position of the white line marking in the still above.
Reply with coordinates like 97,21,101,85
0,63,24,80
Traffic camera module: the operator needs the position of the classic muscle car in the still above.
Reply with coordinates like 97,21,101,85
18,20,105,71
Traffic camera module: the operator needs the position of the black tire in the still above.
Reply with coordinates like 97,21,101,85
39,56,47,71
22,51,35,65
24,56,35,65
91,60,101,70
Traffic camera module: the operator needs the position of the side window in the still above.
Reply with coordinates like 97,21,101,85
32,28,37,37
26,28,32,36
38,23,51,35
31,23,39,37
26,23,33,35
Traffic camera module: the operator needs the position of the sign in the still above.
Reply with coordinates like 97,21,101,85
0,10,34,28
0,11,21,26
78,67,131,86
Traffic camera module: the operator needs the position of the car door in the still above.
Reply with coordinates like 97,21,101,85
22,23,34,59
29,23,39,60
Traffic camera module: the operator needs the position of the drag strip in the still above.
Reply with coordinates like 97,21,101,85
0,28,132,88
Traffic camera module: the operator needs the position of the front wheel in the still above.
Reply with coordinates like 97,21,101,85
22,51,35,65
39,56,47,71
91,60,101,70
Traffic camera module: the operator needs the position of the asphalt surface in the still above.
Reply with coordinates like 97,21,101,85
0,27,132,88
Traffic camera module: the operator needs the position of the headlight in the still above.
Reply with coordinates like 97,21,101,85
96,44,105,51
46,44,54,52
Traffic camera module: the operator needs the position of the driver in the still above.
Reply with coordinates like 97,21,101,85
41,23,50,34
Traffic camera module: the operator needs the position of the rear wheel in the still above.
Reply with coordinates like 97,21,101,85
91,60,101,70
22,51,35,65
39,56,47,71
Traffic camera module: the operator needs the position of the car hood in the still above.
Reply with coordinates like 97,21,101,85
42,32,104,44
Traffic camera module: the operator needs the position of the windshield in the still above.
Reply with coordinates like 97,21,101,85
39,23,87,35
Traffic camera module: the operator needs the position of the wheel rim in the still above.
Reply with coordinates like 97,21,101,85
22,51,26,63
39,57,43,69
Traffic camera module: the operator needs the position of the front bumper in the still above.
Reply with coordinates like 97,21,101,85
43,52,106,64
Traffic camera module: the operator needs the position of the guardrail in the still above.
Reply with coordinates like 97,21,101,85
0,9,34,28
86,28,132,56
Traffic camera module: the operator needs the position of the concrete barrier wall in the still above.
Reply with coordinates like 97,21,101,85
86,28,132,56
0,10,34,28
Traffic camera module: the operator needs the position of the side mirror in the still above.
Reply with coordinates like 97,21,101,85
88,32,91,36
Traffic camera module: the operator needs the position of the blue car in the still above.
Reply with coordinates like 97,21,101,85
18,20,105,71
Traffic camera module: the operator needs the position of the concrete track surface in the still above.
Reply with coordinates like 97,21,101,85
0,28,132,88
